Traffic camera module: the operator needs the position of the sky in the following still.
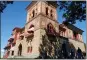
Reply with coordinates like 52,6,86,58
1,1,86,58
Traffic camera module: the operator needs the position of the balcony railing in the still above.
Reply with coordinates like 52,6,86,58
4,44,11,50
24,27,34,38
25,32,34,38
8,38,14,42
27,27,34,33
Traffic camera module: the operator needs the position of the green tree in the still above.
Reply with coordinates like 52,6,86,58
58,1,86,24
0,1,13,13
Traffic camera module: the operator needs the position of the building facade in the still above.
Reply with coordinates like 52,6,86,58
3,1,86,58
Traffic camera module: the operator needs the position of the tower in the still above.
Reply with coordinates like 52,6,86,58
24,1,59,58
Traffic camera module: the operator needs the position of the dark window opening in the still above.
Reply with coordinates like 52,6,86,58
73,31,78,39
73,32,76,38
18,43,22,56
47,24,51,33
51,14,53,17
46,7,48,15
50,10,53,17
11,51,14,56
32,10,35,17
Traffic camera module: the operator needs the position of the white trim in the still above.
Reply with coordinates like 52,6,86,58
28,27,34,31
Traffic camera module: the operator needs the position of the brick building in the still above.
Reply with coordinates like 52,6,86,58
3,1,86,58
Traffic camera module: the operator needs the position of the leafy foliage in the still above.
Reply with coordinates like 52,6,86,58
58,1,86,24
0,1,13,13
38,35,61,59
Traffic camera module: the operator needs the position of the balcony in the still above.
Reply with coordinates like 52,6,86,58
8,35,15,42
47,31,56,37
27,27,34,33
25,32,34,38
46,29,56,37
24,27,34,38
8,38,14,43
4,44,11,50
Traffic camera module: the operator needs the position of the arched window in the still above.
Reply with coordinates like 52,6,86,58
47,23,55,34
46,7,48,15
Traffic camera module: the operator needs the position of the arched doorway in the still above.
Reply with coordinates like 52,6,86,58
18,43,22,56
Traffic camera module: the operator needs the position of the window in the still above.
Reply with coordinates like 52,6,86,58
46,7,48,15
73,31,78,39
47,23,52,33
27,46,32,53
74,32,76,38
50,9,53,17
47,23,55,34
18,44,22,56
11,51,14,56
32,10,35,17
